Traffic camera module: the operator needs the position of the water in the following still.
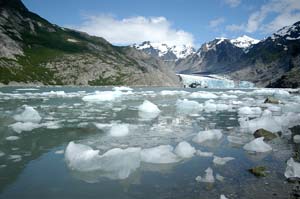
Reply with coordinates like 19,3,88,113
0,86,299,199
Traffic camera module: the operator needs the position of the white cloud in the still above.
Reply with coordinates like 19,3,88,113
224,0,241,8
74,15,195,47
209,17,225,28
227,0,300,34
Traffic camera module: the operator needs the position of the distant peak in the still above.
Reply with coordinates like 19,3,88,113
230,35,259,49
133,41,195,59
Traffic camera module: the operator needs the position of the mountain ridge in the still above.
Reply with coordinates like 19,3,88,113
0,0,180,86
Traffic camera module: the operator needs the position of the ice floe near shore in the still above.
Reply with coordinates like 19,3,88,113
141,145,179,164
13,105,41,123
213,156,235,165
174,141,196,158
176,99,203,114
285,158,300,179
109,124,129,137
65,141,199,179
195,167,215,183
138,100,161,119
82,91,125,102
243,137,272,153
65,142,141,179
193,129,223,143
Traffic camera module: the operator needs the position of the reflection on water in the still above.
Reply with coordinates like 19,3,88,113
0,86,299,198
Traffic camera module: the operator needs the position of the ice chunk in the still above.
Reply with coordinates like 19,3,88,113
8,154,22,162
65,142,100,171
82,91,123,102
138,100,161,119
220,94,238,99
176,99,203,114
189,92,218,99
243,137,272,153
109,124,129,137
160,90,189,96
174,141,196,158
9,122,41,133
141,145,179,164
216,103,230,111
196,149,213,157
65,142,141,179
0,151,5,157
285,158,300,179
55,150,64,154
204,100,217,112
94,123,113,130
5,136,20,141
294,135,300,143
213,156,235,165
238,107,262,116
216,174,225,181
113,86,133,91
195,167,215,183
42,121,61,129
193,129,223,143
239,113,282,133
220,195,228,199
13,105,41,123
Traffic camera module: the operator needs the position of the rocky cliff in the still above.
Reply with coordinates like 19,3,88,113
0,0,180,86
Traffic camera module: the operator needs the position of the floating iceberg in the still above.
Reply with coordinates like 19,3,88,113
195,167,215,183
112,86,133,91
238,106,262,116
140,145,179,164
189,92,218,99
5,136,20,141
196,149,214,157
160,90,189,96
82,91,124,102
243,137,272,153
65,142,141,180
109,124,129,137
174,141,196,158
176,99,203,114
138,100,161,119
220,195,228,199
193,129,223,144
213,156,235,165
285,158,300,179
9,122,41,133
13,105,41,123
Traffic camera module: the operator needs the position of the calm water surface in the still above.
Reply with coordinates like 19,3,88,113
0,86,299,199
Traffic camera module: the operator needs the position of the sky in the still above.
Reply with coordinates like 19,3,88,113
22,0,300,47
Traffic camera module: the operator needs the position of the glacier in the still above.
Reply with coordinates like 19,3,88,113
178,74,255,89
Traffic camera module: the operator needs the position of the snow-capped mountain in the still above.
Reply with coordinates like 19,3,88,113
132,41,196,60
230,35,260,49
271,21,300,41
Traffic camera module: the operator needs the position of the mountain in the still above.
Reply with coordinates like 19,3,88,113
132,41,195,60
230,35,260,49
230,21,300,87
0,0,180,86
174,37,249,73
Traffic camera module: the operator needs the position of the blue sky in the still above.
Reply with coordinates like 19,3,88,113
23,0,300,47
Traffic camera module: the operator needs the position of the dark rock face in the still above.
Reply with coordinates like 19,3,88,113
253,129,277,141
0,0,180,86
174,39,244,74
